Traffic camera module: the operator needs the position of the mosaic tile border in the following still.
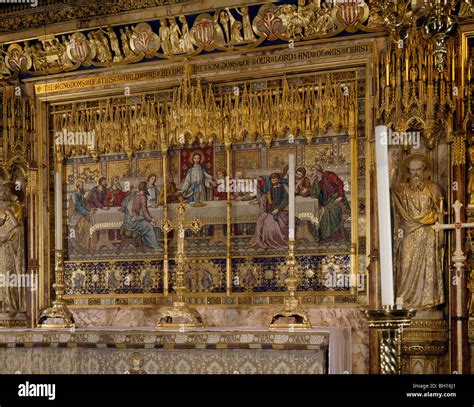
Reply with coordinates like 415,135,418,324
64,293,366,307
0,329,329,351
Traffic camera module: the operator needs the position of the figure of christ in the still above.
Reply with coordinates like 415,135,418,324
251,172,289,249
180,151,216,203
120,181,159,249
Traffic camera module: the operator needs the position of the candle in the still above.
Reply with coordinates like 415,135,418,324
375,126,394,306
405,51,409,82
288,154,295,240
55,170,63,250
451,48,455,83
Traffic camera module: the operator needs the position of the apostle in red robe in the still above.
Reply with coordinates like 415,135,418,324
311,165,350,242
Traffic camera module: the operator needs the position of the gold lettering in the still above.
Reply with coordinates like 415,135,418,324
35,44,371,94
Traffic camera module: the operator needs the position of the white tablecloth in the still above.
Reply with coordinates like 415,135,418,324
89,197,318,234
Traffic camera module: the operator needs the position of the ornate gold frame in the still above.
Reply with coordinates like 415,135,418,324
31,37,376,310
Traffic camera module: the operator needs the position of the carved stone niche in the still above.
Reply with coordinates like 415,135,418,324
401,312,449,374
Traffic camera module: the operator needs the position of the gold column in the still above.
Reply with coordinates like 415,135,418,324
349,98,359,298
226,142,232,296
161,142,169,296
37,98,47,311
27,169,39,327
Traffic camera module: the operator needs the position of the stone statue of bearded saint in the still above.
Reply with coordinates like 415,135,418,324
392,154,444,309
0,179,26,316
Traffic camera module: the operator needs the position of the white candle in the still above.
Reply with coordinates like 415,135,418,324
375,126,394,306
55,170,63,250
288,154,295,240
